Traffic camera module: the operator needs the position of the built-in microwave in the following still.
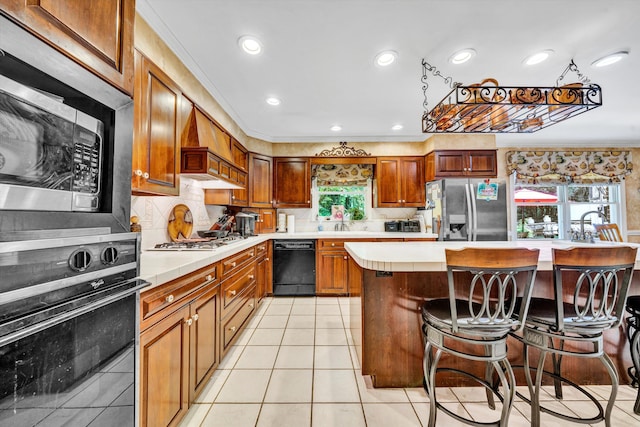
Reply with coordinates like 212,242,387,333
0,73,103,212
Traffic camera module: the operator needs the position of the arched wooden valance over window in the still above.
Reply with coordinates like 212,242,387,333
506,150,633,184
312,164,373,186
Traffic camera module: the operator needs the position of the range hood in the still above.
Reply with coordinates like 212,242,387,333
180,107,245,190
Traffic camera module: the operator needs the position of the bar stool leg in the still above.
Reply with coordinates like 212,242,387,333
600,351,619,427
493,358,516,426
531,349,548,427
631,326,640,414
423,339,442,427
485,348,496,410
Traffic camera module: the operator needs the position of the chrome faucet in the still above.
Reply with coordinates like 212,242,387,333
575,209,608,243
334,215,349,231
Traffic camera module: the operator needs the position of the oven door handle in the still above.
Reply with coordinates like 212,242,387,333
0,279,149,347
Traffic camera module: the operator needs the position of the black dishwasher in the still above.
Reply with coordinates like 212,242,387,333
273,240,316,296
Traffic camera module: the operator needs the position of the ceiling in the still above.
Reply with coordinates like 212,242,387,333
137,0,639,147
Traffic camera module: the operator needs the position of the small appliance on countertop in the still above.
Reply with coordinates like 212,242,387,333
384,220,420,232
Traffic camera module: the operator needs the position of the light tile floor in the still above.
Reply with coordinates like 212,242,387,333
178,296,640,426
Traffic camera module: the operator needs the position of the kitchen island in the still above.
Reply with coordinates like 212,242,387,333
345,240,640,388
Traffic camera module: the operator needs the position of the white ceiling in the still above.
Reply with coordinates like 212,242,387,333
137,0,640,147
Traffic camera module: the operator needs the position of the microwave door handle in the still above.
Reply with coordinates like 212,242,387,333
464,183,473,241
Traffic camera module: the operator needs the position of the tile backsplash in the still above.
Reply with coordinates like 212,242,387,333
131,180,225,249
131,181,424,248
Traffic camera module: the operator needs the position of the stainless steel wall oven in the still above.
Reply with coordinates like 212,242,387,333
0,230,148,426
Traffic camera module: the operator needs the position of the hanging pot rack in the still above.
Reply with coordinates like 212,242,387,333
421,59,602,134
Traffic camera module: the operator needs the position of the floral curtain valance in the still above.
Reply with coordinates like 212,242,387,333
312,164,373,186
506,150,633,184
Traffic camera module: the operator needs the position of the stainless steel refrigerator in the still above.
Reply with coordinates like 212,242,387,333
426,179,508,241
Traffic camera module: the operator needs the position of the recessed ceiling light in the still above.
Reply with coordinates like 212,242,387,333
375,50,398,67
391,124,403,131
523,50,554,66
266,97,281,106
592,51,629,67
238,35,262,55
330,125,342,132
449,48,476,64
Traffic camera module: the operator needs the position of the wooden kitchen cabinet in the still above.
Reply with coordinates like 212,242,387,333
316,239,373,295
256,208,276,234
0,0,135,95
249,153,273,208
273,157,311,208
139,264,220,427
425,150,497,181
255,241,272,299
132,51,182,196
376,157,425,207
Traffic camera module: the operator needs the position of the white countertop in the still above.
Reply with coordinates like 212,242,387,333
344,240,640,272
140,231,437,291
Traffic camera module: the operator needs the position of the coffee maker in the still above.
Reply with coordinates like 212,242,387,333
235,212,258,237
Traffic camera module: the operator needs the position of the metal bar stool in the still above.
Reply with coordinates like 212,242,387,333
516,246,637,427
626,294,640,414
421,247,540,427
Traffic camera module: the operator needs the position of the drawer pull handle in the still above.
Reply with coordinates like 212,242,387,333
248,275,255,280
193,314,199,322
229,290,237,296
205,274,213,281
186,318,193,326
229,326,237,332
249,304,254,309
231,262,237,267
166,294,174,303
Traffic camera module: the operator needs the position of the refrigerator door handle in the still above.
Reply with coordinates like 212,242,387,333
464,183,474,241
470,183,479,241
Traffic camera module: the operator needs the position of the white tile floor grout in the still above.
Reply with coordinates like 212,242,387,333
178,296,640,427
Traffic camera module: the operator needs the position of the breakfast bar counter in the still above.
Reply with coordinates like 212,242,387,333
344,240,640,388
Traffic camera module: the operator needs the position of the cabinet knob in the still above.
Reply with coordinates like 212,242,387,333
134,169,142,177
205,274,213,281
343,256,348,260
249,275,255,280
249,303,254,309
229,326,237,332
186,318,193,326
165,294,174,303
265,257,270,261
231,262,237,267
193,314,199,322
231,195,235,199
143,172,149,179
307,200,310,203
331,243,336,247
230,290,237,296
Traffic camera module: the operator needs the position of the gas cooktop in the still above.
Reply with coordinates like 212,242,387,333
149,234,247,251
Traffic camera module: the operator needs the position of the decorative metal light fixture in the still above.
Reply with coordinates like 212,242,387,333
421,59,602,134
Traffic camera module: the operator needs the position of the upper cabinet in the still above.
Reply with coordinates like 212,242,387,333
425,150,497,181
132,51,183,196
248,153,273,208
0,0,135,95
376,157,425,208
273,158,311,208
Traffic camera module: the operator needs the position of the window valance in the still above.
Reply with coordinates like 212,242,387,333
506,150,632,184
312,164,373,186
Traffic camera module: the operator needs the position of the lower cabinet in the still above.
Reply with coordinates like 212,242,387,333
255,242,272,299
140,280,220,427
316,239,373,295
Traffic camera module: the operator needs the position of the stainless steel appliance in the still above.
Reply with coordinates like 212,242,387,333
148,234,247,251
235,212,258,237
0,74,103,212
0,16,134,234
0,229,148,426
426,178,508,241
273,240,316,296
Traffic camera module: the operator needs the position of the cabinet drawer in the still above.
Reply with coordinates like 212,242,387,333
222,263,256,315
254,242,269,257
318,240,345,250
222,289,256,351
221,247,256,277
141,263,218,331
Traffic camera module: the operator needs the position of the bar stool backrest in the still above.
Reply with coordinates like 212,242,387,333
551,246,637,332
594,223,623,242
445,247,539,334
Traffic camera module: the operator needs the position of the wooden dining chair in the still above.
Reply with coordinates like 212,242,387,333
594,223,623,242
